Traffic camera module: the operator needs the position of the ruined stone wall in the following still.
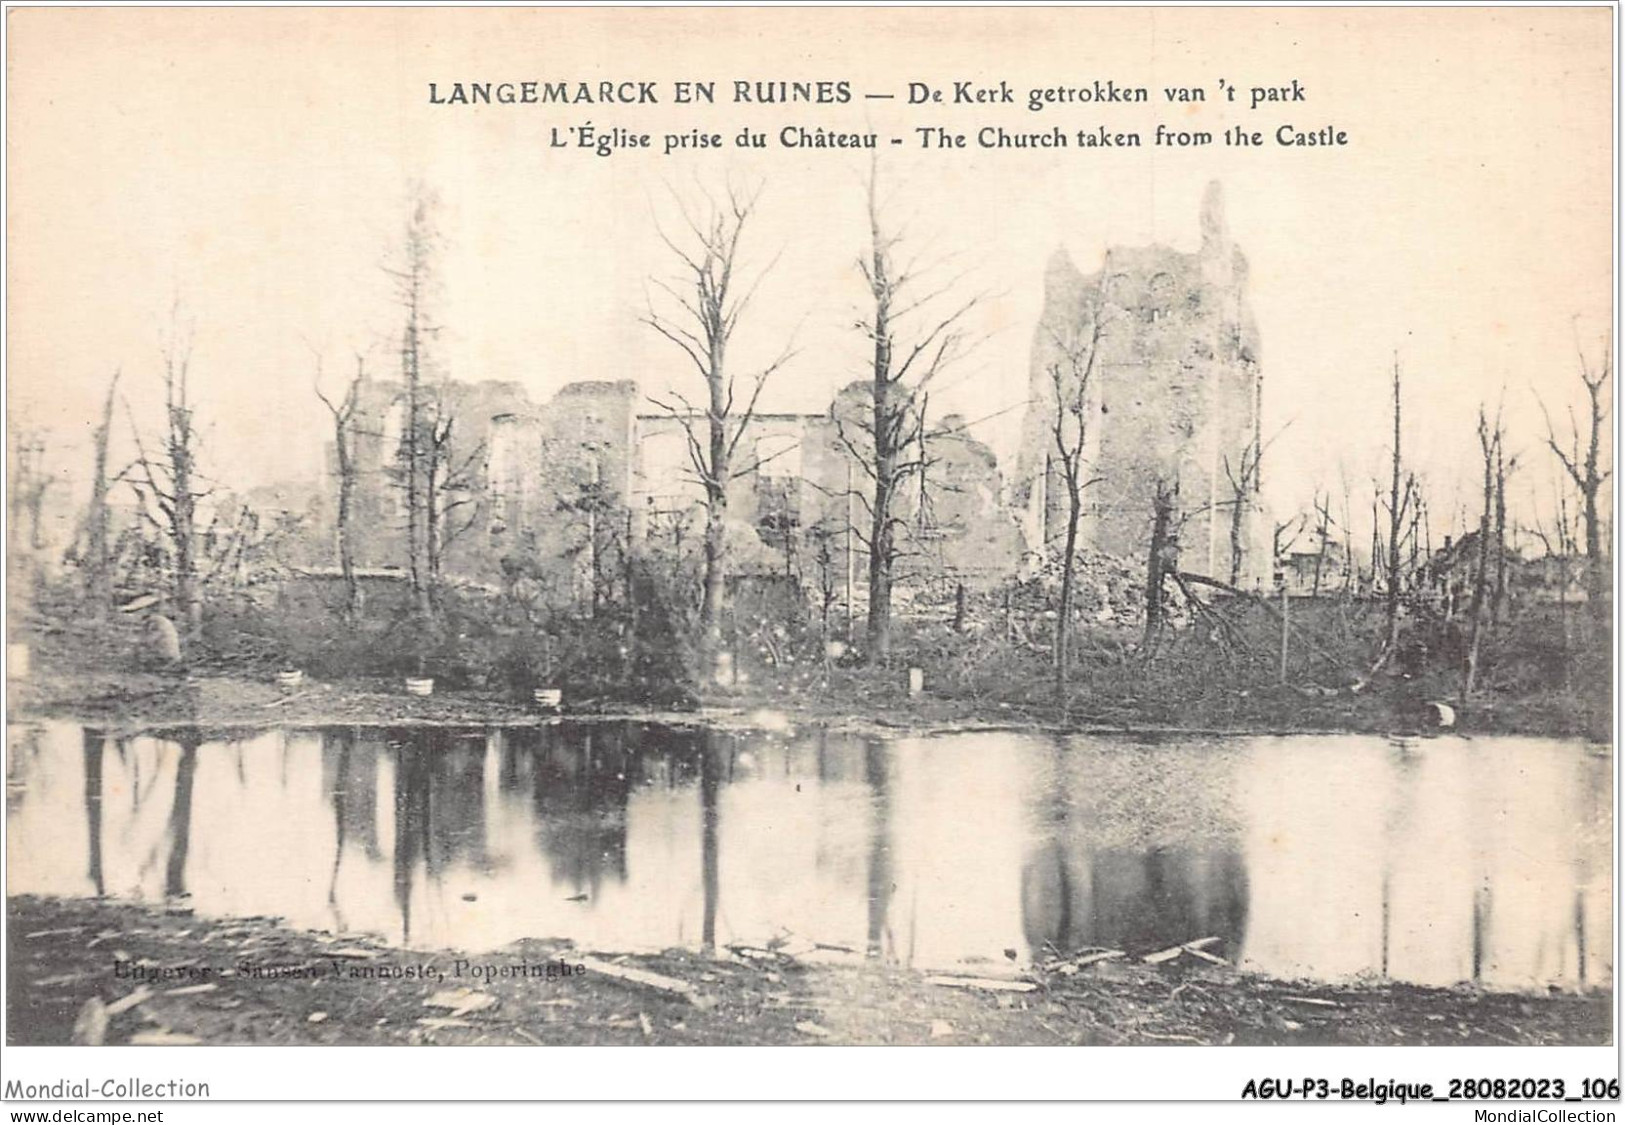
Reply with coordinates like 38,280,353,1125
632,410,833,574
921,415,1023,585
489,381,638,604
325,376,533,582
1016,182,1266,586
825,382,1019,591
318,367,1023,608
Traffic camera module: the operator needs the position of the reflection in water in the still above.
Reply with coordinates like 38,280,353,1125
700,734,720,954
4,722,1612,993
865,740,892,959
391,731,432,944
1019,738,1249,960
1024,848,1250,961
163,732,200,899
82,729,105,897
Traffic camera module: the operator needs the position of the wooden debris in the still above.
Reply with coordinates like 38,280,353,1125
1140,1031,1208,1045
27,927,84,940
128,1030,201,1045
726,943,791,964
925,976,1038,993
307,1012,328,1023
579,955,703,1005
1142,937,1227,965
929,1020,955,1039
71,998,108,1046
326,947,379,960
812,942,858,954
260,690,315,709
416,1018,473,1030
638,1012,654,1038
1282,995,1341,1008
1044,949,1124,973
1078,949,1127,966
794,1020,833,1038
424,989,497,1017
105,986,154,1016
164,983,219,997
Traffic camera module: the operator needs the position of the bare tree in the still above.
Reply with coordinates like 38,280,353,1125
840,158,983,664
643,180,795,665
1221,442,1262,588
1219,423,1289,587
315,353,366,621
422,401,487,595
10,432,53,554
1309,491,1335,597
556,462,624,618
126,319,209,643
1142,478,1179,654
805,516,844,645
1273,510,1306,570
384,185,441,621
1463,407,1502,701
1491,436,1515,623
1540,334,1611,619
1383,354,1409,652
1042,276,1108,699
83,371,121,617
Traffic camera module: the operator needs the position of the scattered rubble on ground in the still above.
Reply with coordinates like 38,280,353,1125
8,895,1608,1048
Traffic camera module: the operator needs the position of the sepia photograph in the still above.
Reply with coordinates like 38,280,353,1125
1,2,1616,1108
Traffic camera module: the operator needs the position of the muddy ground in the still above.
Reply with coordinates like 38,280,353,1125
7,895,1610,1047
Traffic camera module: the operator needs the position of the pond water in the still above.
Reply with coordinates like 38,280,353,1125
4,721,1612,993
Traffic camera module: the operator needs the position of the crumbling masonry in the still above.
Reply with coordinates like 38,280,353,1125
1014,181,1268,586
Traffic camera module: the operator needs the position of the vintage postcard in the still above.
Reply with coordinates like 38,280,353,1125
2,3,1616,1109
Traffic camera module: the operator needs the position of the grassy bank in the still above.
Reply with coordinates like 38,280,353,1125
8,895,1609,1047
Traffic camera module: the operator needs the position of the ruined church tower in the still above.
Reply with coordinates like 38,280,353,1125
1014,181,1267,585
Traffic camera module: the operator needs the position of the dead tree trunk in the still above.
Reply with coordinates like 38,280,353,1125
1492,438,1510,623
1462,410,1500,702
1541,336,1612,624
1385,355,1406,652
703,328,732,652
128,327,208,646
1222,428,1277,586
1044,278,1107,702
425,413,450,596
836,157,982,667
1311,492,1332,598
1143,480,1176,654
866,316,897,665
85,372,120,618
644,181,795,671
315,354,365,621
386,187,440,623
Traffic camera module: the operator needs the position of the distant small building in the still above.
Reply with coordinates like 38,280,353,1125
1420,531,1593,614
1280,544,1351,598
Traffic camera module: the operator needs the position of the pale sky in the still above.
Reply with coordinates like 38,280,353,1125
8,7,1613,547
